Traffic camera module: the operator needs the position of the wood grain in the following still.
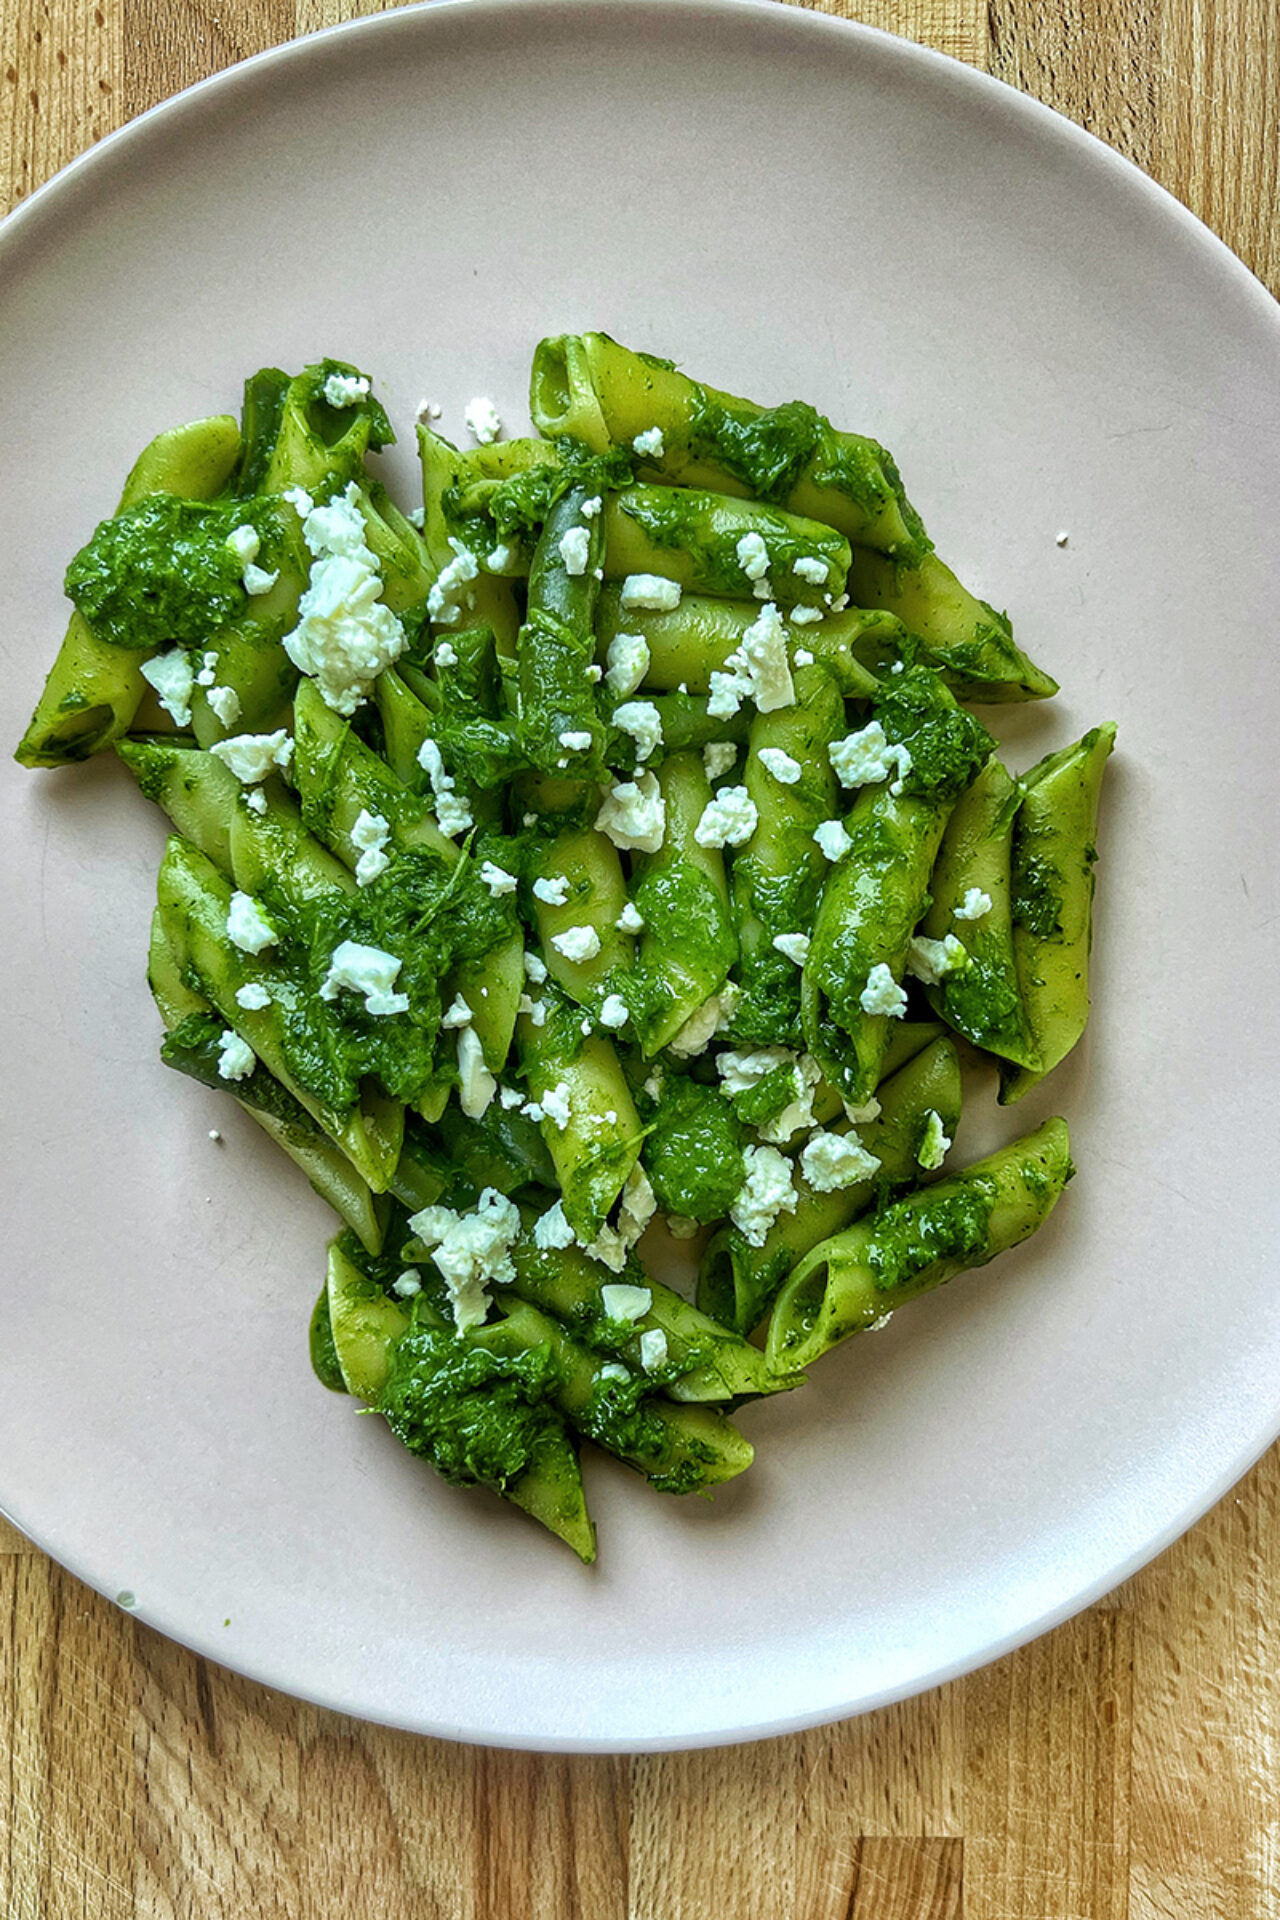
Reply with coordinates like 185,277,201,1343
2,1,1279,1915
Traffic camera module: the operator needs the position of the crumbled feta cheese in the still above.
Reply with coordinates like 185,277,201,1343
717,1045,796,1097
559,526,591,576
595,772,666,854
954,888,993,922
632,426,665,458
1055,529,1069,548
707,602,795,718
434,640,458,669
216,1029,255,1081
284,482,405,712
605,630,650,697
533,1199,576,1251
141,649,195,727
906,933,969,985
350,808,392,888
486,543,518,574
498,1084,524,1110
730,1144,798,1247
416,736,473,838
794,647,815,667
615,901,645,934
226,524,260,568
666,1215,698,1240
390,1270,421,1299
518,995,547,1028
205,684,242,728
694,785,758,849
793,554,830,585
844,1096,882,1125
409,508,426,529
283,485,314,518
226,891,277,956
323,371,370,408
612,699,663,764
758,746,802,786
788,604,823,626
668,995,723,1058
408,1187,520,1332
620,573,681,612
441,994,473,1029
209,728,294,785
703,740,738,780
551,925,602,964
540,1081,572,1131
639,1328,668,1372
601,1282,652,1323
618,1164,657,1250
319,939,409,1016
829,721,913,792
599,993,629,1031
581,496,603,519
859,962,908,1019
533,874,571,907
243,563,278,597
234,982,272,1011
244,788,268,816
479,860,517,897
416,398,442,423
523,950,548,984
587,664,603,682
457,1024,496,1119
718,1045,819,1145
772,932,810,966
558,729,593,752
464,396,502,445
643,1069,664,1102
917,1110,952,1171
195,649,218,688
426,536,481,628
813,819,853,862
736,530,771,582
801,1130,882,1192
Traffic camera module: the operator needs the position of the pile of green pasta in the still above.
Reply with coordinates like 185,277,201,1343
17,335,1113,1563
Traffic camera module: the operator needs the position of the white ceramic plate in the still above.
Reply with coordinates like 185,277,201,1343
3,0,1279,1753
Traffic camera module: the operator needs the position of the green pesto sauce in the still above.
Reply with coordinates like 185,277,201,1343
643,1073,745,1221
873,667,994,803
377,1326,564,1494
457,442,634,543
579,1372,713,1495
1010,844,1065,938
633,862,735,987
160,1010,316,1143
234,368,291,497
618,488,843,597
726,1060,796,1130
938,951,1022,1046
687,393,824,504
436,1101,557,1197
723,943,803,1048
865,1183,993,1294
65,493,285,653
295,358,394,458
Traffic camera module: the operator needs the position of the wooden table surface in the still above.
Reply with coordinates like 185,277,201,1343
2,2,1277,1914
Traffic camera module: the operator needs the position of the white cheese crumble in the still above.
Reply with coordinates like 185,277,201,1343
801,1130,882,1192
209,728,294,785
772,932,810,966
523,949,549,984
479,860,517,897
457,1024,496,1119
434,640,458,669
392,1271,421,1298
441,994,473,1029
954,888,993,922
486,543,518,574
350,807,392,888
694,785,758,849
618,1164,657,1251
533,1199,576,1251
813,819,853,862
859,962,908,1019
226,523,259,568
551,925,602,963
736,530,771,582
464,396,502,445
707,603,795,718
906,933,969,985
601,1283,652,1323
533,874,571,907
599,993,629,1030
408,1187,520,1332
195,649,218,688
829,721,913,792
632,426,666,458
426,536,481,628
319,939,409,1016
793,647,815,666
498,1084,524,1110
595,773,666,854
668,995,724,1058
581,496,603,519
416,737,473,838
205,684,242,728
244,788,268,816
244,560,279,596
792,554,830,585
559,526,591,576
416,398,442,423
917,1109,952,1171
730,1144,798,1247
788,604,823,626
216,1030,255,1081
639,1328,669,1373
615,901,645,934
140,650,195,727
703,740,738,780
284,482,404,713
540,1081,572,1131
226,891,277,956
612,699,663,764
323,371,370,408
717,1046,820,1145
605,630,650,697
620,573,682,612
518,995,547,1028
758,746,802,786
559,731,595,757
234,982,272,1011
